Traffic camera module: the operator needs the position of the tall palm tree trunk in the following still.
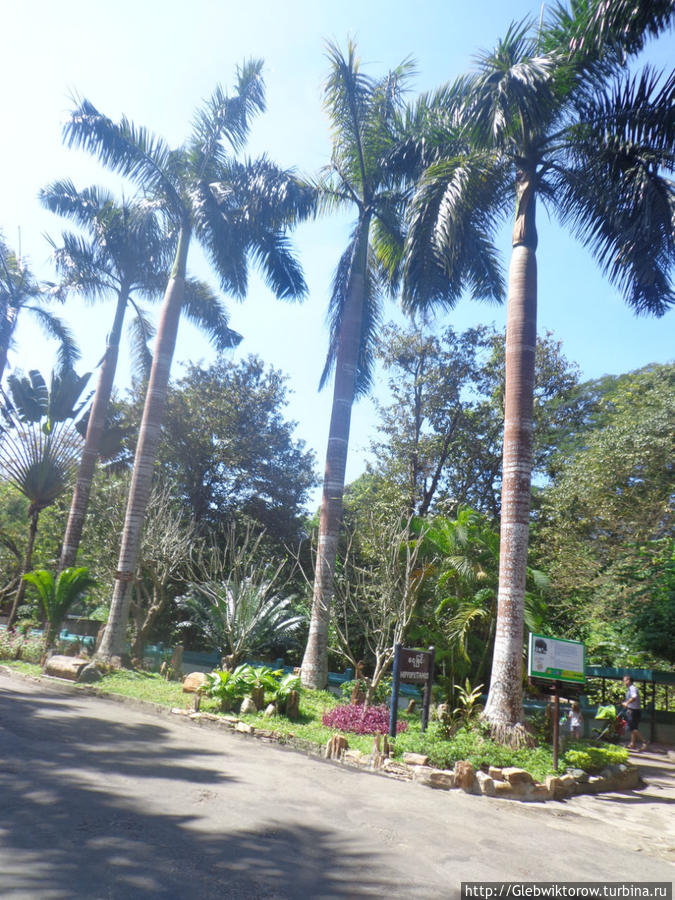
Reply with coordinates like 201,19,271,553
60,290,128,570
301,253,367,689
483,172,537,734
7,507,40,629
97,231,190,661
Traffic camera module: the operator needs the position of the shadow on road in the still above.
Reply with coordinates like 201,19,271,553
0,687,395,899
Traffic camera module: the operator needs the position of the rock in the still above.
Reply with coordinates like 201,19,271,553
285,690,300,720
235,721,254,734
264,703,277,718
476,771,495,796
382,759,412,778
344,749,368,766
412,766,454,790
567,767,588,783
526,783,552,802
43,655,90,681
502,767,533,786
325,734,348,760
586,775,606,792
182,672,209,694
171,707,190,716
77,662,102,684
454,760,475,791
406,699,416,713
488,766,504,781
403,752,430,767
240,697,258,716
546,773,575,800
493,781,514,797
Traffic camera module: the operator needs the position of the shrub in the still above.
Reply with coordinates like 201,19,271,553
340,678,392,705
0,628,45,664
322,703,407,736
563,743,629,773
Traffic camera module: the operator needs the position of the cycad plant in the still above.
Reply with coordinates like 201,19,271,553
401,2,674,737
22,566,96,647
64,61,313,660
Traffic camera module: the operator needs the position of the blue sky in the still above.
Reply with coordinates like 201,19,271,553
3,1,674,505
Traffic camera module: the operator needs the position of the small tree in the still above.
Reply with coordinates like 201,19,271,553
22,567,96,647
330,514,426,706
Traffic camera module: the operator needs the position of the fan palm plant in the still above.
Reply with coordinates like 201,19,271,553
300,41,418,689
0,233,78,383
401,3,674,736
39,182,236,570
22,566,96,647
0,368,89,626
64,61,313,660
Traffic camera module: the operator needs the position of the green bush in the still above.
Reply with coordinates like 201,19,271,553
0,628,45,664
563,743,629,773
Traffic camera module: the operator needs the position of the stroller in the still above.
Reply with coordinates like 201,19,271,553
591,705,628,743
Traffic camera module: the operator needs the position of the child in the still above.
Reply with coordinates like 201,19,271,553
569,700,583,740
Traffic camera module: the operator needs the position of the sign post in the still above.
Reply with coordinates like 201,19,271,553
389,644,435,737
527,633,585,771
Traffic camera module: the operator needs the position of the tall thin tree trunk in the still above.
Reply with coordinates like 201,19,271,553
97,230,190,662
60,290,128,570
7,507,40,629
0,305,18,385
483,170,537,735
301,232,368,689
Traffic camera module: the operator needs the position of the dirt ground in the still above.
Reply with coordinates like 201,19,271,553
0,668,672,899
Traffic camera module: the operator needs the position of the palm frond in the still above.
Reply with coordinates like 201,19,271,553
24,306,81,371
126,301,155,380
64,97,183,215
181,279,242,351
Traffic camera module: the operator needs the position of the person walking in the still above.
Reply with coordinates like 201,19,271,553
622,675,648,751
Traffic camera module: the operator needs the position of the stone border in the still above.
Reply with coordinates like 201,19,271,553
0,665,639,802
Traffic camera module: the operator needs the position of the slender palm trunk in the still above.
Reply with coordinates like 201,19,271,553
60,289,128,570
7,507,40,629
483,170,537,732
301,230,369,689
97,230,190,662
0,306,18,384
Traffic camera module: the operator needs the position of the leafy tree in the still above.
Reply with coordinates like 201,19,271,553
370,322,587,520
301,41,417,689
536,364,674,664
157,355,317,541
401,4,675,736
22,566,96,647
64,62,313,661
0,233,78,383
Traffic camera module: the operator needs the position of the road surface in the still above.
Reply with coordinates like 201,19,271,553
0,671,672,899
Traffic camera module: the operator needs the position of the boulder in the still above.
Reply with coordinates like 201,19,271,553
182,672,209,694
285,690,300,720
493,781,514,797
240,697,258,716
454,760,475,791
488,766,504,781
264,703,277,718
235,721,254,734
502,767,533,786
476,770,496,796
403,752,430,767
412,766,454,790
77,662,102,684
344,749,369,766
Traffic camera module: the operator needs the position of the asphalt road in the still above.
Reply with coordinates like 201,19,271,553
0,671,672,899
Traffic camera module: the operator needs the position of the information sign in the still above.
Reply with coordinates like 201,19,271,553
399,648,432,684
527,633,585,685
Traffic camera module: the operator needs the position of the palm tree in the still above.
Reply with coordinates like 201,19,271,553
301,41,504,690
64,61,313,661
0,233,78,383
402,3,674,738
299,42,420,689
39,182,237,570
1,368,89,627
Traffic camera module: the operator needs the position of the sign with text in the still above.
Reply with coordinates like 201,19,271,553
528,633,585,685
399,648,433,684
